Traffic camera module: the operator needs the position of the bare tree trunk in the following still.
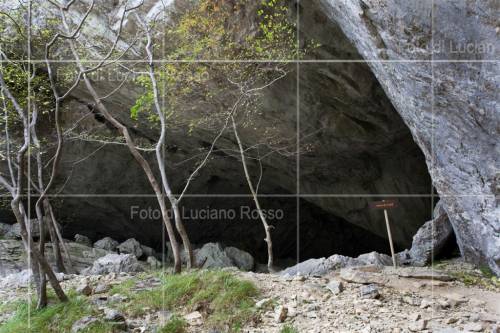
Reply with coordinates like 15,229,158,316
13,200,68,303
57,11,182,272
44,200,65,272
0,61,68,307
137,19,195,269
47,202,74,271
231,116,274,271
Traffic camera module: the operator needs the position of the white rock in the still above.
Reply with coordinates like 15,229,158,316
117,238,143,258
71,316,98,332
93,237,119,251
326,280,344,295
408,319,428,332
463,323,484,332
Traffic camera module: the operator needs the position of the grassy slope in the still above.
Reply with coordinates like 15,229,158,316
0,270,258,333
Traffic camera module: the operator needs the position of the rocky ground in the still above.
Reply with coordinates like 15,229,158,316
1,220,498,332
241,261,499,333
0,258,498,333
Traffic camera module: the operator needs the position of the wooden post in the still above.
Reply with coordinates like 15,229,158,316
383,208,397,268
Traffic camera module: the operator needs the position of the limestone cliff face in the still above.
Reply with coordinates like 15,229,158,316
316,0,499,274
0,0,497,272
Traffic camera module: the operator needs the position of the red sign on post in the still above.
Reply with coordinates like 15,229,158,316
369,199,398,268
369,199,398,210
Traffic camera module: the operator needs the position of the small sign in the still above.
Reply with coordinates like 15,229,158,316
369,199,398,210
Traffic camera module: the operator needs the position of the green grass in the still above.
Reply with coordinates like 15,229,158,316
159,315,187,333
450,270,500,290
1,270,258,333
0,291,114,333
109,270,258,331
280,325,299,333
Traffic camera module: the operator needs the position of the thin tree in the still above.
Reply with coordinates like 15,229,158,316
46,0,185,273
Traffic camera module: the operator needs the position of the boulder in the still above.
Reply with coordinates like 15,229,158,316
400,201,454,266
0,239,26,277
76,282,92,296
224,246,255,271
0,223,11,237
340,267,387,285
140,244,156,258
74,234,92,247
4,219,63,240
0,269,33,289
326,280,344,295
165,242,202,265
397,267,454,282
195,243,233,269
93,237,119,251
103,308,125,322
359,284,380,299
82,254,143,275
147,256,162,269
280,254,357,277
5,220,40,239
117,238,143,258
93,283,110,294
357,252,393,267
71,316,98,333
281,253,382,277
46,242,110,274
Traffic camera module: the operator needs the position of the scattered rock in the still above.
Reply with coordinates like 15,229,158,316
93,237,119,251
93,283,110,294
410,313,421,321
140,245,156,258
74,234,92,247
340,267,387,285
103,308,125,322
359,284,380,299
224,246,255,271
357,252,393,267
4,220,52,240
157,310,173,322
408,319,428,332
0,269,32,288
117,238,143,258
46,241,111,274
280,254,357,277
195,243,233,269
0,223,11,237
82,254,143,275
255,298,271,309
419,298,434,309
437,299,450,308
274,305,288,323
434,328,461,333
76,282,92,296
108,294,128,303
463,322,484,332
71,316,98,332
402,295,421,306
184,311,202,325
326,280,344,295
147,256,162,269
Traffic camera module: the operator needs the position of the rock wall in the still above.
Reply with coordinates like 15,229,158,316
1,0,497,272
316,0,499,274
